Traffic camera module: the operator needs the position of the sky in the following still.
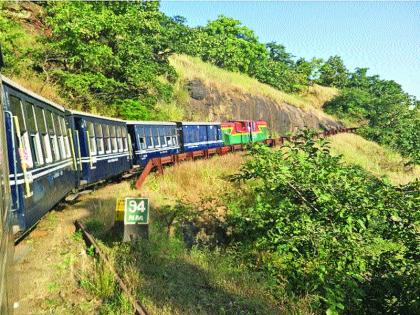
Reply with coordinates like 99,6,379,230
160,1,420,98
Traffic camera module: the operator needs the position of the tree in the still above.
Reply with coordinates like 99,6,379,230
199,15,268,75
43,1,176,118
266,41,294,66
318,55,349,87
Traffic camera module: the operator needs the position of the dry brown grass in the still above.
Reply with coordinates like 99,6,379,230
329,133,419,185
170,54,337,112
9,74,68,107
301,84,339,109
143,153,244,207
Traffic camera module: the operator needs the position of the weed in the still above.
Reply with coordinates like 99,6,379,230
47,282,59,293
85,219,105,235
86,245,96,257
80,261,134,315
73,230,83,241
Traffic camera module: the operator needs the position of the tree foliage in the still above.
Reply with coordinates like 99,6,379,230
317,55,349,88
42,1,177,119
228,131,419,314
324,68,419,163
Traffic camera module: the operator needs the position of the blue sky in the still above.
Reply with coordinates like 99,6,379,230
160,1,419,98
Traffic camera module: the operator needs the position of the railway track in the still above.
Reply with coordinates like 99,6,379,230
75,220,149,315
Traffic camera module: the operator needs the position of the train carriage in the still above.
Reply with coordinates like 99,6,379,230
127,121,180,166
177,122,223,152
221,120,268,145
0,74,13,314
1,76,77,233
69,110,132,186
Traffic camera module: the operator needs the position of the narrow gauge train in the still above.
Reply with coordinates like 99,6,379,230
0,75,268,237
0,73,13,314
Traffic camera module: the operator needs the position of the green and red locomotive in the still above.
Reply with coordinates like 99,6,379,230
221,120,268,145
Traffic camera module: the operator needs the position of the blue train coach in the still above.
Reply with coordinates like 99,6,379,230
177,122,223,152
69,110,132,186
127,121,180,166
1,76,77,234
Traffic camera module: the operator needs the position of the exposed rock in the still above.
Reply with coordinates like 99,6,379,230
184,79,342,134
187,79,208,100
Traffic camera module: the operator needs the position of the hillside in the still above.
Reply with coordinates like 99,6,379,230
1,2,342,135
329,133,419,185
170,54,342,135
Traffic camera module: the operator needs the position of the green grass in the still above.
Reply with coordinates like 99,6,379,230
80,261,134,315
329,133,419,185
76,155,308,314
170,54,338,112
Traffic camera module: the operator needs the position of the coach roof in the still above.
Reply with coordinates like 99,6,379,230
69,110,126,123
1,75,66,112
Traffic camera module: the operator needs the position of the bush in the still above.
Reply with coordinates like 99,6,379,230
228,130,419,314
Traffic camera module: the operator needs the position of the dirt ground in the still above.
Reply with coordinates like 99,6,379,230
13,181,132,314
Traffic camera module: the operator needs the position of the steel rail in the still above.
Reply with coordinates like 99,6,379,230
74,220,149,315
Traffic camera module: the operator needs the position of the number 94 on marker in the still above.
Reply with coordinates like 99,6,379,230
124,198,149,225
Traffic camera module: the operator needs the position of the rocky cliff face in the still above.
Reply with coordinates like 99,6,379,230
184,79,342,135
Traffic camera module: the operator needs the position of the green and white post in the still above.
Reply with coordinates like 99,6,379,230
122,197,149,242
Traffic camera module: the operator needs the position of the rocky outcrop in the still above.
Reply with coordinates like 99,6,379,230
185,79,342,135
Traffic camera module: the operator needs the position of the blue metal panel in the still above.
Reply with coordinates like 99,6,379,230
127,122,180,166
206,124,224,149
71,113,132,185
177,122,224,152
3,82,77,233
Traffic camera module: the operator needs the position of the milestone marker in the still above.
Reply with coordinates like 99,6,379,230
115,197,149,242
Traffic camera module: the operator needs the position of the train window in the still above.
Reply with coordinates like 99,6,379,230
171,127,177,146
60,117,71,158
47,111,61,161
37,109,53,164
25,102,44,167
103,125,111,153
87,121,97,156
95,124,104,155
145,127,153,148
24,102,37,133
35,107,47,133
159,127,166,147
9,95,26,131
122,127,128,152
139,136,146,150
9,96,34,169
46,110,54,134
110,125,117,153
55,114,66,160
117,126,123,152
152,127,160,148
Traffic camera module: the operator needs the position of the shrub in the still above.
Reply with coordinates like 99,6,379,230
228,130,419,314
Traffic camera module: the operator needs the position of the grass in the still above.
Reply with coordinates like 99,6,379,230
80,261,133,315
170,54,338,112
143,153,244,207
75,154,304,314
8,74,68,107
329,133,419,185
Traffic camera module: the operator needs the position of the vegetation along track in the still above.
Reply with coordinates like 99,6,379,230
68,126,357,314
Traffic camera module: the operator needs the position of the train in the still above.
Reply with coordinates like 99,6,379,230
0,72,13,313
0,75,269,237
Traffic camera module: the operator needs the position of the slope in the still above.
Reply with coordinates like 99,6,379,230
329,133,419,185
170,54,342,135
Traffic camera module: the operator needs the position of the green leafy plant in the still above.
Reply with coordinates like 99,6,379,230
228,130,419,313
